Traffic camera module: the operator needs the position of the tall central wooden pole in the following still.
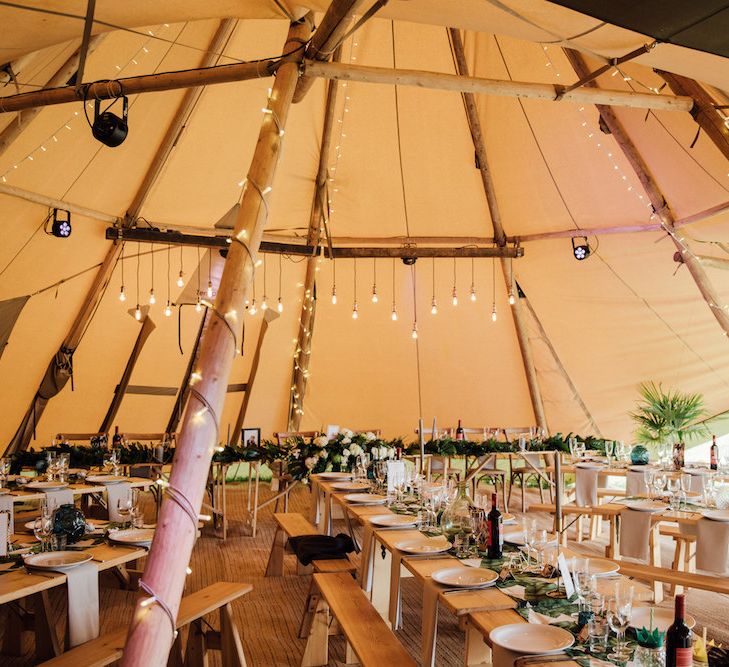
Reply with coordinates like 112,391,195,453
449,28,548,432
120,16,313,665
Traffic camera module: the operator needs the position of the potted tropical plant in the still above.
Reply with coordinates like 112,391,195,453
630,382,709,469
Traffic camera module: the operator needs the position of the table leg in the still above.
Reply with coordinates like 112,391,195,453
358,526,375,591
388,552,403,630
464,620,492,667
370,539,392,619
252,462,261,538
33,591,61,660
607,515,619,559
322,492,332,537
650,524,663,603
422,582,440,667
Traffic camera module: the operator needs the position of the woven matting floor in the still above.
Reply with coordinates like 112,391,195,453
1,482,727,665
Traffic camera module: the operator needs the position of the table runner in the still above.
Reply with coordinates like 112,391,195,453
44,488,74,510
575,468,599,507
696,517,729,573
618,509,652,561
63,561,100,646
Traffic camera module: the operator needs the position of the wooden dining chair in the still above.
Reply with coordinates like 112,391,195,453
507,451,553,513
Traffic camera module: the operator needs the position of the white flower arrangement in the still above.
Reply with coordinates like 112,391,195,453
364,431,377,441
314,436,328,448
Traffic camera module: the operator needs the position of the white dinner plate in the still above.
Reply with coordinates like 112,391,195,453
584,558,620,577
502,513,516,524
108,528,155,546
342,493,387,504
316,472,352,480
625,500,667,512
24,551,93,570
331,481,370,491
489,623,574,655
504,530,557,547
431,567,498,588
630,606,695,632
394,538,451,555
704,509,729,522
368,514,417,528
25,481,69,491
575,462,605,470
85,475,128,484
682,467,710,476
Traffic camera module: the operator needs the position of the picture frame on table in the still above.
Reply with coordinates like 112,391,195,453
242,428,261,449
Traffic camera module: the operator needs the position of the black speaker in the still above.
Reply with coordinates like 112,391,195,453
92,96,128,147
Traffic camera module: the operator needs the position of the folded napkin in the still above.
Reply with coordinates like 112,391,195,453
527,607,575,625
106,482,131,522
619,508,652,561
626,470,648,497
575,467,599,507
386,461,406,493
696,518,729,574
64,561,99,646
43,488,74,510
288,532,354,566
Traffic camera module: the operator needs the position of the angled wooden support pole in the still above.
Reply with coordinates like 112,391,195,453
0,35,105,157
232,308,279,445
99,313,156,433
120,15,314,665
564,49,729,338
289,55,341,429
449,28,548,432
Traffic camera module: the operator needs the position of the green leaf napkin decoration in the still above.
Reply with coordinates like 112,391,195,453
635,626,665,648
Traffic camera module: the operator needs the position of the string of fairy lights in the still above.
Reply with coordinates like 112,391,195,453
0,25,173,184
539,43,729,332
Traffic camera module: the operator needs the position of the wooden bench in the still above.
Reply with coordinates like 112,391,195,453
40,581,252,667
265,512,355,577
606,559,729,597
301,572,416,667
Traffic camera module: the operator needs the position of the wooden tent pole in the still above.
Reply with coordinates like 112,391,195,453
3,21,242,456
656,69,729,162
166,310,210,435
304,60,693,112
0,183,119,222
292,0,367,103
449,28,548,433
231,309,280,445
99,314,156,433
120,16,313,665
0,36,105,157
521,290,602,436
564,49,729,337
289,53,341,429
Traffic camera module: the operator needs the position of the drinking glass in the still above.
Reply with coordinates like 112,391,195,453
588,613,609,652
522,519,537,568
533,529,549,569
667,477,681,510
45,451,58,482
57,453,70,483
651,473,666,499
571,560,592,616
607,585,633,661
605,440,615,467
117,496,134,528
33,515,54,552
568,438,577,459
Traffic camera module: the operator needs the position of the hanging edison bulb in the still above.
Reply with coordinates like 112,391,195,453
411,322,418,339
177,270,184,288
470,285,476,302
509,290,516,305
149,288,156,305
391,304,398,321
491,303,497,322
119,285,126,302
261,297,268,311
452,287,458,306
430,297,437,315
164,301,172,317
206,281,214,298
249,299,257,315
331,285,337,305
134,304,141,321
277,297,283,313
371,285,378,303
352,301,358,319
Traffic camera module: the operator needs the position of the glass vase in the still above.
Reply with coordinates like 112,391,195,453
439,481,474,544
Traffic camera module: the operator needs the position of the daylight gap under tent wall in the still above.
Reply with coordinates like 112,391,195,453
449,27,548,433
120,16,314,664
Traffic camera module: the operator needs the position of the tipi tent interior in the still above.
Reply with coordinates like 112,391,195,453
1,1,729,665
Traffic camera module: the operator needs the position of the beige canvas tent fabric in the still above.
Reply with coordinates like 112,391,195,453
0,5,728,447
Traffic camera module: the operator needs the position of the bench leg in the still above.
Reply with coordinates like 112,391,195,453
265,527,285,577
33,591,62,661
299,583,318,639
670,539,686,596
464,622,492,667
344,641,359,665
301,597,329,667
184,619,208,667
649,525,663,603
220,603,247,667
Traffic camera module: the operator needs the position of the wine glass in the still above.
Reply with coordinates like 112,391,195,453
667,477,681,510
607,585,633,661
522,519,537,569
532,529,549,569
57,453,70,483
652,472,666,499
571,558,591,616
117,496,134,528
33,515,54,552
45,451,58,482
568,437,577,459
605,440,615,467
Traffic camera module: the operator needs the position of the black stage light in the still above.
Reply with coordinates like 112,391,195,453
50,209,72,238
92,96,128,147
401,256,417,265
572,236,591,261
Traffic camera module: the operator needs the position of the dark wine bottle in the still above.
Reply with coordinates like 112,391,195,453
455,420,465,441
710,435,718,471
666,594,693,667
487,492,503,559
111,425,121,450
